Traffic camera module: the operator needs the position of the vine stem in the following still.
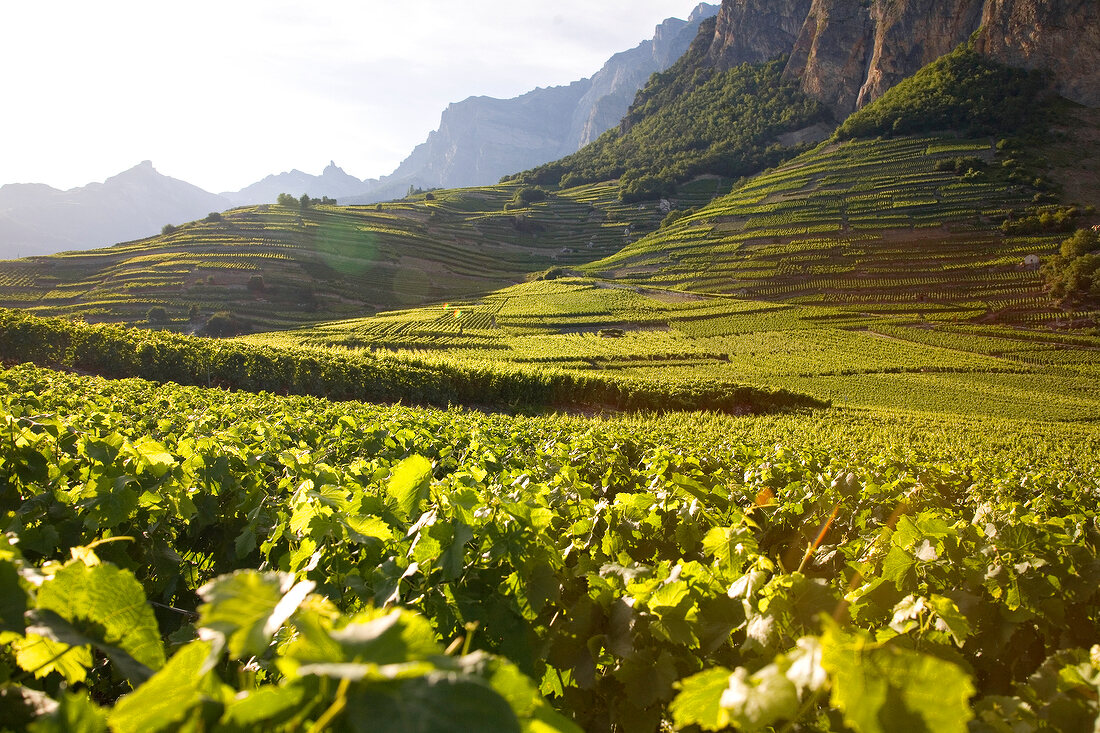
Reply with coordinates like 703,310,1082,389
798,502,840,574
308,677,351,733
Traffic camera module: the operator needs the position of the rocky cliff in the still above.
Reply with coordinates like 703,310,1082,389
708,0,1099,119
707,0,812,68
977,0,1100,108
349,4,719,201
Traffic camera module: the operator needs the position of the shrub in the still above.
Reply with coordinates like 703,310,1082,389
146,306,169,325
201,311,250,338
835,43,1047,141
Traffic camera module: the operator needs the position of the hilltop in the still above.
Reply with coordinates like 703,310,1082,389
0,162,230,258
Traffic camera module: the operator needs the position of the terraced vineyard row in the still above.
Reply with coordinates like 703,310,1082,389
0,181,712,329
584,136,1072,326
248,276,1100,421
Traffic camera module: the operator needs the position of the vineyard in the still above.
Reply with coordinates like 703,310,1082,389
2,362,1100,731
0,180,727,330
248,276,1100,422
585,136,1093,328
1,49,1099,730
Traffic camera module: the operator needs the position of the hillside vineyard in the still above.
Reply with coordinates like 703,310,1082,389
1,0,1099,731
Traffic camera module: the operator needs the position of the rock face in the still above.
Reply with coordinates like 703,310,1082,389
348,4,719,201
387,82,593,191
785,0,875,117
977,0,1100,107
706,0,1099,119
0,162,230,258
707,0,812,68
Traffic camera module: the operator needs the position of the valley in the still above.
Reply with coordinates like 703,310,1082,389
2,2,1100,731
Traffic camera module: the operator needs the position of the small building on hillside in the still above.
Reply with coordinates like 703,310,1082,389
1023,254,1041,268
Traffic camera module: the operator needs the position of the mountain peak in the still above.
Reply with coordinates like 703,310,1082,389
688,3,719,23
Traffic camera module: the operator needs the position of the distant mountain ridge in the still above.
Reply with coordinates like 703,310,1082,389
0,6,719,253
0,162,230,258
343,3,720,203
220,161,375,207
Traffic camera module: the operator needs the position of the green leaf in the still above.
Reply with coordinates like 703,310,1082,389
0,558,27,634
217,684,306,729
10,632,93,683
36,561,165,674
703,526,753,574
821,622,975,733
197,571,315,660
108,640,226,733
345,514,395,543
327,609,441,664
670,667,736,731
27,691,107,733
344,672,522,733
719,664,800,732
388,455,433,520
928,595,971,647
25,609,153,684
131,437,176,478
881,545,917,589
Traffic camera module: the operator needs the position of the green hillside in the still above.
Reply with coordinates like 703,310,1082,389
585,134,1089,326
0,180,729,329
507,18,828,201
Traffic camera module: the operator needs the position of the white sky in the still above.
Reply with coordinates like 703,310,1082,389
1,1,708,193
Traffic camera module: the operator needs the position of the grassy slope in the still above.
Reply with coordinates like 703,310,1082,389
0,180,729,330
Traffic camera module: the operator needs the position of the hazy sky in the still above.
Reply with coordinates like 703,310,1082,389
2,1,708,193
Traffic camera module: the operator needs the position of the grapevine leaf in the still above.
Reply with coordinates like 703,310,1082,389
197,571,315,660
108,640,226,733
327,609,441,663
35,561,165,675
718,665,800,732
821,622,975,733
131,437,176,478
786,637,827,693
928,595,971,646
881,545,917,589
469,653,583,733
25,609,153,684
387,455,433,520
345,514,395,543
670,667,734,731
0,558,27,634
10,631,92,683
217,684,307,729
344,672,522,733
703,526,753,574
26,691,107,733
